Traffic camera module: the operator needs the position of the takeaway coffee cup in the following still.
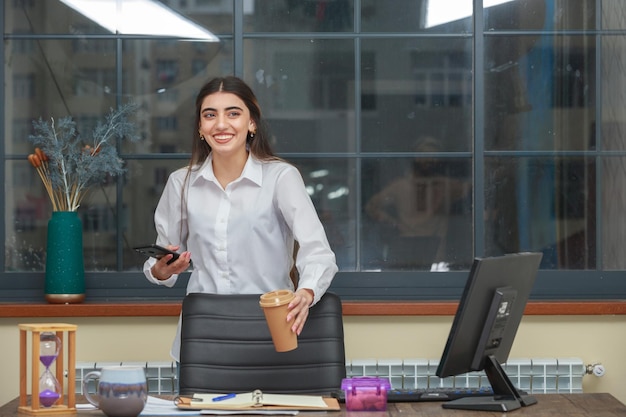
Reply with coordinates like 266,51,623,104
259,289,298,352
82,366,147,417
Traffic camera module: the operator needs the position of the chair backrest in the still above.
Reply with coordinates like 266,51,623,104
179,291,346,396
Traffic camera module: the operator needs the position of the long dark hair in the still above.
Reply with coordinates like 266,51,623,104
190,76,276,167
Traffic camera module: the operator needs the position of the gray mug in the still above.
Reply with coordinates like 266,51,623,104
83,366,148,417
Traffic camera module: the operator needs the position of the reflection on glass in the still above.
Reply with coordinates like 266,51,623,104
427,0,513,28
5,39,118,154
363,137,472,271
484,0,547,31
6,160,46,271
81,186,119,270
4,1,111,35
361,0,472,33
361,38,472,152
123,159,188,270
4,0,624,283
602,36,626,151
485,35,595,151
485,0,598,31
602,157,626,270
4,1,233,36
485,157,596,270
244,39,355,153
602,2,626,30
59,0,219,40
291,158,356,270
6,161,120,271
247,0,353,32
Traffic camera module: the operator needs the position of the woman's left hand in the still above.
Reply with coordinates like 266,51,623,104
287,288,314,335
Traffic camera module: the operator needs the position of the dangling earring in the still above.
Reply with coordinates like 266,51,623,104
199,130,205,141
249,130,256,139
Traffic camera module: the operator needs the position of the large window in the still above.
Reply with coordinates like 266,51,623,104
2,0,626,301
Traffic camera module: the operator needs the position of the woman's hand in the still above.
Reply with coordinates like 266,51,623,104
150,245,192,280
287,288,314,335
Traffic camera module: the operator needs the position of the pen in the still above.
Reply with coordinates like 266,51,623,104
212,393,236,402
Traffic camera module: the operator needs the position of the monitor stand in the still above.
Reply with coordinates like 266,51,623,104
442,355,538,412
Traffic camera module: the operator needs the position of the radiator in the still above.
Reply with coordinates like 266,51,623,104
347,357,585,394
75,357,585,395
76,361,177,395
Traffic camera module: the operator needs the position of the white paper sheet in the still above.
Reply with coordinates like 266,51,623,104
200,410,299,415
192,392,327,409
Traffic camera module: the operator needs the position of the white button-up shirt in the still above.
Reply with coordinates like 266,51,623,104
143,153,338,360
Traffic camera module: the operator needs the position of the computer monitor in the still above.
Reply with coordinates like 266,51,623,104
435,252,543,412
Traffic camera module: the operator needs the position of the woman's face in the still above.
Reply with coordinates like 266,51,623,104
198,91,256,158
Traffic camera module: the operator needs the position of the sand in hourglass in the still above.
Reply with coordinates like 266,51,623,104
39,332,62,407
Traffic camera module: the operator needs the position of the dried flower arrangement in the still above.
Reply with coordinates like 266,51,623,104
27,103,140,212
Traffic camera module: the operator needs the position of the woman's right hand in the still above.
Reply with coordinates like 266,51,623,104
150,245,192,280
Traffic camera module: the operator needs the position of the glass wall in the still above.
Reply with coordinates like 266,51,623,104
3,0,626,301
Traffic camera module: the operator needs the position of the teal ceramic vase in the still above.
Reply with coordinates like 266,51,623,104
45,211,86,303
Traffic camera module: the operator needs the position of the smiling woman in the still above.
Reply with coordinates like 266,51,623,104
198,91,257,186
141,76,338,362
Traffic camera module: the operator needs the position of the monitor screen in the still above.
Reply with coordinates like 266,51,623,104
436,252,542,412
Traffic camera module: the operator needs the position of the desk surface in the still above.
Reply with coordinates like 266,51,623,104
2,394,626,417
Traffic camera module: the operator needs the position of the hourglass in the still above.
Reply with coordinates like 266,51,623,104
38,332,62,407
18,323,77,415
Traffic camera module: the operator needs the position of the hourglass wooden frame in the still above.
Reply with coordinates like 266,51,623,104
18,323,77,415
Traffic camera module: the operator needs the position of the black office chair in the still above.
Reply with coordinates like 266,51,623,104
179,291,346,396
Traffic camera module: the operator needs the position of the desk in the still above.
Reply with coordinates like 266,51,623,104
1,394,626,417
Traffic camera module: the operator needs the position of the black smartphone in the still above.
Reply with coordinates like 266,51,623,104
134,244,180,265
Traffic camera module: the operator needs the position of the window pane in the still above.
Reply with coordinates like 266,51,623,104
5,1,110,35
5,1,228,37
362,0,472,33
602,157,626,270
362,38,472,152
247,0,354,32
602,156,626,270
6,159,48,271
5,39,117,154
6,160,121,271
362,155,472,271
244,39,355,153
484,0,596,31
485,156,596,270
159,0,233,34
123,159,187,270
81,186,119,270
602,1,626,30
601,35,626,151
292,158,356,271
485,35,595,151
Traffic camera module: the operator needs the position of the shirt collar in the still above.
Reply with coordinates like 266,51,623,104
193,153,263,187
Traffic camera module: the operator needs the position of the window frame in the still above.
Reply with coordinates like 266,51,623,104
1,0,625,304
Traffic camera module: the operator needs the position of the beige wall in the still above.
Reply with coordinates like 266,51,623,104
1,315,625,406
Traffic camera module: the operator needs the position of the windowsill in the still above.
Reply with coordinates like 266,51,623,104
1,300,626,317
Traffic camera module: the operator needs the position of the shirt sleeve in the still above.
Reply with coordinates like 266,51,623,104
142,169,189,288
275,165,338,305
